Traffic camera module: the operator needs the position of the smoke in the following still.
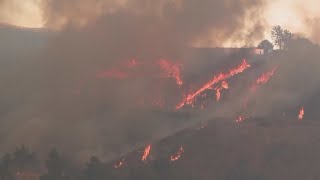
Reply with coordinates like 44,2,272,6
0,0,43,27
288,2,320,45
227,37,320,118
302,17,320,44
256,37,320,115
1,0,320,168
0,0,269,161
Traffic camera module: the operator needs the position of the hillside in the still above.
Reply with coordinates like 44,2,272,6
106,117,320,180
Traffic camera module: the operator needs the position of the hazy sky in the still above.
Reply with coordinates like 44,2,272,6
1,0,320,41
266,0,320,33
0,0,43,27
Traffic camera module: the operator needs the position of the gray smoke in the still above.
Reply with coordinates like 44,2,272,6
0,0,270,161
303,17,320,44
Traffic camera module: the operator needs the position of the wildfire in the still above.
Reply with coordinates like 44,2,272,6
249,67,277,92
256,67,277,84
215,81,229,101
196,121,208,130
236,115,246,123
141,145,151,162
158,59,183,86
126,59,138,68
176,59,250,109
170,147,184,162
298,107,304,120
113,158,125,168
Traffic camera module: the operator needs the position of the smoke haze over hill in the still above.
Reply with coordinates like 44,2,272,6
1,1,320,167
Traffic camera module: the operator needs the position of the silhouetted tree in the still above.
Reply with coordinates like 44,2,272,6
80,156,111,180
271,25,283,50
271,25,294,50
40,149,69,180
258,40,274,54
12,145,38,172
283,29,294,50
0,154,13,180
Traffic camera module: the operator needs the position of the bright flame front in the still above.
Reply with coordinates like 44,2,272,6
176,59,250,109
298,107,304,120
170,147,184,162
142,145,151,162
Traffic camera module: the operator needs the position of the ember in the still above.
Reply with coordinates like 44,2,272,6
298,107,304,120
176,59,250,109
215,81,229,101
142,145,151,162
113,157,125,168
256,67,277,84
170,147,184,162
158,59,183,86
236,115,246,123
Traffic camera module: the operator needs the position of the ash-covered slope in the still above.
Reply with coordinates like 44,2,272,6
100,38,320,180
106,117,320,180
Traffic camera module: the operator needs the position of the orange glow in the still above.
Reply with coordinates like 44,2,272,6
215,81,229,101
176,59,250,109
236,115,246,123
257,67,277,84
298,107,304,120
141,145,151,162
158,59,183,86
126,59,138,68
113,158,125,168
170,147,184,162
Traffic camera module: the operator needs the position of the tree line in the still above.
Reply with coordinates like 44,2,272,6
0,145,181,180
0,146,116,180
258,25,294,54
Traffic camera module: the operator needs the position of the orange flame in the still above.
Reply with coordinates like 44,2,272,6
176,59,250,109
215,81,229,101
142,145,151,162
158,59,183,86
221,81,229,89
298,107,304,120
236,115,246,123
113,158,125,168
257,67,277,84
170,147,184,162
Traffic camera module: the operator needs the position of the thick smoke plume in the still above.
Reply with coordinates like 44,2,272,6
0,0,269,162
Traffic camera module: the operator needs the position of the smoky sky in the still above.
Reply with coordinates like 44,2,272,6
1,0,320,166
0,0,273,162
303,17,320,44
